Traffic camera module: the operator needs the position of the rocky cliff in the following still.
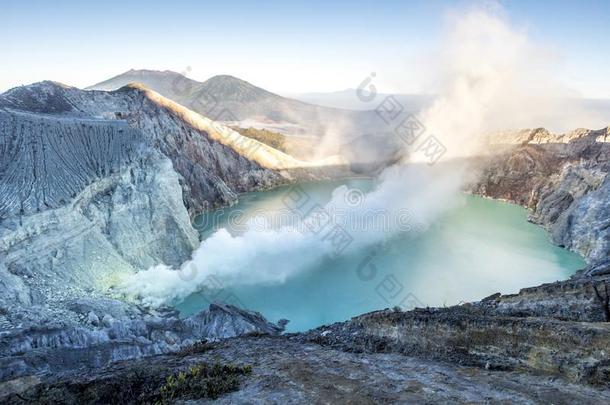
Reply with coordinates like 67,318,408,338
0,301,285,384
4,283,610,403
471,127,610,266
0,81,304,215
0,81,306,385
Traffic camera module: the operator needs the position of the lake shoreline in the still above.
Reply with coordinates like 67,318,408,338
181,180,585,332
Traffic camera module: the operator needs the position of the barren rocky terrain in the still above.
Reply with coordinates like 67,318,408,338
1,81,609,403
4,335,610,404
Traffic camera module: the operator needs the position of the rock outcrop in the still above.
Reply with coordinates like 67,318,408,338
0,81,305,382
471,127,610,265
300,301,610,386
0,302,285,383
0,149,198,316
3,325,610,403
0,81,297,288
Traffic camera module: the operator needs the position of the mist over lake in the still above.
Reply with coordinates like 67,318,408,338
178,179,585,332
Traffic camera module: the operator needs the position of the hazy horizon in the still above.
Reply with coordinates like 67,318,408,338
3,0,610,98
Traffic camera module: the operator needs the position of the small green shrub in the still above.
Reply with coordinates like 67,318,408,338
157,362,253,403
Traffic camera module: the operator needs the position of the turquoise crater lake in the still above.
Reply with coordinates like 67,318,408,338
177,179,585,332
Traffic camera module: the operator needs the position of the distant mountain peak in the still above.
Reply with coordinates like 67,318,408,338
199,75,274,102
85,69,367,133
123,68,180,75
207,74,239,80
88,69,196,93
202,74,253,87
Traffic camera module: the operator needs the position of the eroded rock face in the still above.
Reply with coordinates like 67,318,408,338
0,81,293,379
471,127,610,265
0,81,287,216
0,110,142,219
0,151,198,323
300,287,610,387
541,171,610,263
0,81,294,307
0,303,285,382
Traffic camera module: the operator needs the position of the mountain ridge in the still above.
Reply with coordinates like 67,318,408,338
88,69,383,136
89,69,341,110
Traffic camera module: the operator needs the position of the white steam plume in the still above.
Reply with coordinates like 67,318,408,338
122,164,467,307
420,6,608,160
121,6,577,306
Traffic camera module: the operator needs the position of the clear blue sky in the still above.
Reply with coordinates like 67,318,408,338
2,0,610,97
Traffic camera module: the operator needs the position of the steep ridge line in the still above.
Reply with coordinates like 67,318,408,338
117,83,343,170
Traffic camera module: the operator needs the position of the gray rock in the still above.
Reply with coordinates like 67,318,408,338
66,298,136,321
0,81,291,217
0,81,304,385
86,311,99,326
471,127,610,266
101,314,114,328
3,335,610,404
0,303,283,382
299,286,610,386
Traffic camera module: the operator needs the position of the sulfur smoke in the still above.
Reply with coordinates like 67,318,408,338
122,6,584,307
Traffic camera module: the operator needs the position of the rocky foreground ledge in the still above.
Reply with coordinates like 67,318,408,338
0,303,285,384
2,336,609,404
2,267,610,403
1,260,609,402
2,257,610,403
